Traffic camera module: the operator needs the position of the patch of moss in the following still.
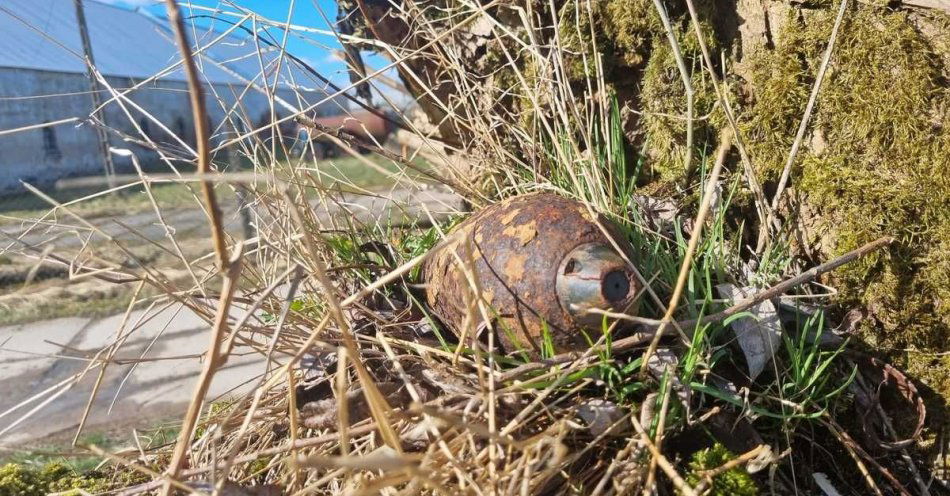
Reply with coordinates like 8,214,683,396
685,444,758,496
556,0,659,80
636,2,729,180
737,5,950,370
0,462,114,496
248,455,273,475
639,39,723,179
0,289,134,327
598,0,661,70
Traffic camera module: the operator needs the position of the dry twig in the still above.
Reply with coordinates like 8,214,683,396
641,128,733,374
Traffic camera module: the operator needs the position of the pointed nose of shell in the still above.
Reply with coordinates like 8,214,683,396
556,243,639,327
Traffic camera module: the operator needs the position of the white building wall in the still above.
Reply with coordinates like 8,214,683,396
0,68,341,192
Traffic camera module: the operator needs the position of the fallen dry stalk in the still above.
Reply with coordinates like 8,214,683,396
284,193,403,453
502,235,893,382
85,443,207,496
682,235,893,330
641,128,733,374
629,412,697,496
692,444,768,494
163,0,228,271
162,250,244,495
116,424,382,495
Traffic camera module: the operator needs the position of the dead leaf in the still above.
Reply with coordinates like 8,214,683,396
577,399,629,437
646,348,690,405
716,284,782,379
812,473,844,496
629,194,679,234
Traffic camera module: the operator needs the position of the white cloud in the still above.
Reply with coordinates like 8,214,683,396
300,52,347,69
325,50,345,64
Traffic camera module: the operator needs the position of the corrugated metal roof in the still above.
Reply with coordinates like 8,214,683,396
0,0,288,86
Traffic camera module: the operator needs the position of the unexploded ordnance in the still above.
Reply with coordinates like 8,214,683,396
422,193,641,354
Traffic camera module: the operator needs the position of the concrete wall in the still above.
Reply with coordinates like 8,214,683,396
0,68,344,193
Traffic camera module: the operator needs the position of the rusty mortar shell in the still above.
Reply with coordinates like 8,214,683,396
421,193,641,354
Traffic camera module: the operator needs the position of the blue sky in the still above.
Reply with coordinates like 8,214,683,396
100,0,386,92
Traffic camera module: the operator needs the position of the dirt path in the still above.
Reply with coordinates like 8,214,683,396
0,186,463,251
0,304,265,446
0,186,464,447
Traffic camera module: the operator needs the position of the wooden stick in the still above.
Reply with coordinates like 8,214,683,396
502,235,892,381
681,236,892,330
164,0,228,270
162,251,244,495
822,420,887,496
641,129,732,374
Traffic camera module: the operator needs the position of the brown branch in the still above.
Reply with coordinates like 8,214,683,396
162,250,244,495
641,128,733,374
502,236,893,382
680,236,893,330
164,0,228,270
822,418,911,496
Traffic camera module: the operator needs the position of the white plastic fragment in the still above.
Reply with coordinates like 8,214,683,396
812,472,844,496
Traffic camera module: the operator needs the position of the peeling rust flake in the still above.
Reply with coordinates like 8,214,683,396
504,253,528,281
499,206,522,225
504,220,538,246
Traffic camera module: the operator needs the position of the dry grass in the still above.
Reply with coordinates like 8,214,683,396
0,0,942,494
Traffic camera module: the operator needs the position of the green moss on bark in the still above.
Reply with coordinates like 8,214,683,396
737,6,950,401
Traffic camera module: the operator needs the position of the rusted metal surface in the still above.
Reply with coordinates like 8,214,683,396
422,193,640,354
